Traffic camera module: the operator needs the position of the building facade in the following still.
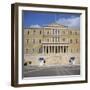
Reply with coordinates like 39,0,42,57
24,23,80,66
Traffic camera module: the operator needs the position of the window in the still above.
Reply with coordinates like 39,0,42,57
39,40,41,43
27,31,29,35
32,48,34,52
39,47,42,53
53,29,54,34
75,32,77,35
26,49,28,53
62,38,65,41
47,39,49,42
76,39,78,43
62,31,65,34
40,30,41,34
33,30,36,33
55,38,57,42
77,48,79,52
70,31,72,35
47,31,49,35
53,29,57,35
55,29,57,34
70,39,72,43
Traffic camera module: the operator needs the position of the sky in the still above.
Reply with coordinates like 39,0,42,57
22,10,80,29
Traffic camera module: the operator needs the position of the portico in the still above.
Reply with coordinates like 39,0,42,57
42,43,69,54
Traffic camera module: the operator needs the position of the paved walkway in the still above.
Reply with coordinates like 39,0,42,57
24,65,80,77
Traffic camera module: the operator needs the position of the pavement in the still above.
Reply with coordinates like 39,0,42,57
23,65,80,77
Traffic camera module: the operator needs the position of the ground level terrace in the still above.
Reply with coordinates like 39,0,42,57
24,53,80,66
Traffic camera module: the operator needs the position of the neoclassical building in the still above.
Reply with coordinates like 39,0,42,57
24,23,80,66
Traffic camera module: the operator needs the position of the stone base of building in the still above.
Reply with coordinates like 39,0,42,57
24,53,80,66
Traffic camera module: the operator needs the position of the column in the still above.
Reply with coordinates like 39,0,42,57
52,46,54,53
50,46,51,53
60,46,61,53
51,46,52,53
60,46,62,53
48,46,50,54
55,46,56,53
61,46,63,53
62,46,64,53
67,46,68,53
63,46,65,53
63,46,64,53
65,46,66,53
65,46,67,53
54,46,56,54
57,46,59,53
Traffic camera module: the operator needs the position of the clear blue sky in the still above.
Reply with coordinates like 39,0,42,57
22,10,80,28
